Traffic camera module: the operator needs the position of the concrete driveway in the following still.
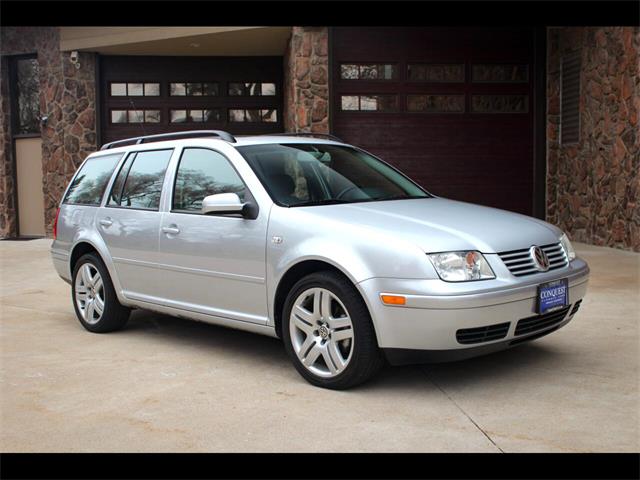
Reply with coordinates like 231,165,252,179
0,239,638,452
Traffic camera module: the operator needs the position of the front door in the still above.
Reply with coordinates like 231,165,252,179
97,148,174,299
15,137,45,236
157,147,269,325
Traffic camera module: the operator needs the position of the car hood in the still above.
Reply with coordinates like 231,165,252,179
298,197,562,253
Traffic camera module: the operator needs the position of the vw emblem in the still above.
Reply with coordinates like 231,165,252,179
530,246,550,272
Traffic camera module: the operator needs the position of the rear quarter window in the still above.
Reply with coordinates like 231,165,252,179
63,153,123,205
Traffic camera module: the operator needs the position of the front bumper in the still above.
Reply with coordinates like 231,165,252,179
358,258,589,363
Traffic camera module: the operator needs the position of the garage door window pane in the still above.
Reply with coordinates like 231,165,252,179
188,110,204,122
407,94,465,113
110,83,127,96
229,109,245,122
204,109,221,122
261,109,277,122
186,83,202,96
144,110,161,123
203,82,218,96
340,65,359,79
342,95,397,111
170,83,186,96
116,150,173,210
128,83,144,96
472,64,528,83
128,110,144,123
407,64,465,82
341,96,359,110
64,153,123,205
144,83,160,96
340,64,396,80
170,110,187,123
261,83,276,96
111,110,127,123
471,95,528,113
173,148,247,212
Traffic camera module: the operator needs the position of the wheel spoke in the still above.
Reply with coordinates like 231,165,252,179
320,290,332,320
293,311,314,335
328,315,351,330
332,326,353,342
93,276,103,295
94,296,104,315
323,343,344,375
82,264,94,287
293,304,315,324
295,335,315,362
302,343,322,367
86,299,95,321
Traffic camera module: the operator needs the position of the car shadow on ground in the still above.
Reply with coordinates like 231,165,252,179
122,308,570,392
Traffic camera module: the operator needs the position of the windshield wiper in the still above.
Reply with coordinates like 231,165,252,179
373,194,427,201
290,199,356,207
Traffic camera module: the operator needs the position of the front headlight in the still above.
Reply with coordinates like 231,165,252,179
428,251,496,282
560,233,576,261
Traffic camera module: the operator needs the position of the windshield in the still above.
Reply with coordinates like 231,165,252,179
237,143,430,207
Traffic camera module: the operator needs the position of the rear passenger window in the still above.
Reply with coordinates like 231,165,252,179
64,153,123,205
108,149,173,210
173,148,246,212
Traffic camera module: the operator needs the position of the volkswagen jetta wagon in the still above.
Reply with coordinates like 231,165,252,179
51,130,590,389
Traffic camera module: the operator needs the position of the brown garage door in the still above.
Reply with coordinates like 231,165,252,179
332,27,536,215
100,56,284,145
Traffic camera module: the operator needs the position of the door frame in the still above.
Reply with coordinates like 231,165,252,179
7,53,44,238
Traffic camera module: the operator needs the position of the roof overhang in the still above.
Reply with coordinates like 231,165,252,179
59,27,292,56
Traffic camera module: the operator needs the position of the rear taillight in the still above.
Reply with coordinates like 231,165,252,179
52,207,60,239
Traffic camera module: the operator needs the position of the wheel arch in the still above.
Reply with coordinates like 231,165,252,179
272,259,373,340
68,238,128,305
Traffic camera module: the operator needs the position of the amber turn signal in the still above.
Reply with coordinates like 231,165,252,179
380,294,406,306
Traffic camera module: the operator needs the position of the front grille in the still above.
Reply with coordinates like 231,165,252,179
514,306,571,337
498,242,568,277
456,322,510,345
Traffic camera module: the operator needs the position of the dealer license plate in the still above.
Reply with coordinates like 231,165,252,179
537,278,569,314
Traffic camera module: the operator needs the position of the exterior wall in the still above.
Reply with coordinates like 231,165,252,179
284,27,329,133
547,27,640,251
0,27,97,237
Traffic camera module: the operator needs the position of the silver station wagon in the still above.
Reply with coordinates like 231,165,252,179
51,130,590,389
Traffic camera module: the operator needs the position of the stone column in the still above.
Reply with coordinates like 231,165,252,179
284,27,329,133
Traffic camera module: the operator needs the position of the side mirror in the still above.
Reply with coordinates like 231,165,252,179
201,193,244,215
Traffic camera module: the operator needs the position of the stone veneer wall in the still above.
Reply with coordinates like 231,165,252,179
284,27,329,133
547,27,640,251
0,27,97,237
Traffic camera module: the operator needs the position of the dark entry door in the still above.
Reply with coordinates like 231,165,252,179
331,27,537,215
100,56,284,144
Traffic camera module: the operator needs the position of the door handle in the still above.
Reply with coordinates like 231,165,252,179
162,225,180,235
99,218,113,228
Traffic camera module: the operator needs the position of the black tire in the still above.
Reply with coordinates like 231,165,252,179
282,270,385,389
71,253,130,333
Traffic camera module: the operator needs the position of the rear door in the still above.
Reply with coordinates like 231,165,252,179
97,148,174,300
156,146,269,325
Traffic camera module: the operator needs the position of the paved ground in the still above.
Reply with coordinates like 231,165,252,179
0,239,638,452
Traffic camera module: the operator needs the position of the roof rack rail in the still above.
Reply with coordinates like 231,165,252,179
269,132,344,143
100,130,236,150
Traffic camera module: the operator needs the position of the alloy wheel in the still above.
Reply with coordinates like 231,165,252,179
75,263,105,325
289,287,354,378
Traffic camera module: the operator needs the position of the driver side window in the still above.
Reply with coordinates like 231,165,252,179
172,148,247,213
